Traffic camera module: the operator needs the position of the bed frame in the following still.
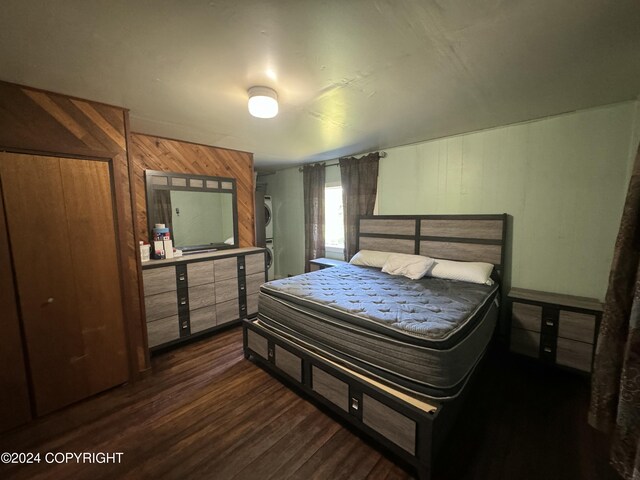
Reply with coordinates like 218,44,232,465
242,214,507,479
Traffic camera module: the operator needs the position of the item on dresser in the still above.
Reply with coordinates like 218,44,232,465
163,239,174,259
153,240,165,259
139,242,151,262
508,287,603,373
142,247,266,350
152,226,170,241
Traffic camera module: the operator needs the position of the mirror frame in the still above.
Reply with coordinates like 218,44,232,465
144,170,239,252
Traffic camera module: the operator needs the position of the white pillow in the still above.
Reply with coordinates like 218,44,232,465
425,258,495,285
381,253,435,280
349,250,393,268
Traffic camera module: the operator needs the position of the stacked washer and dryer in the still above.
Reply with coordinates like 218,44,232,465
264,195,274,280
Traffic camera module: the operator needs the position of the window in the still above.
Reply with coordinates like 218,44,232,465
324,186,344,252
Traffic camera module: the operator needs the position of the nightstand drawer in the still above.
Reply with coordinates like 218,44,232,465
558,311,596,343
512,302,542,332
510,328,540,358
556,338,593,372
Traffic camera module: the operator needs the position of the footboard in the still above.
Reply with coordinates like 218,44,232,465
243,318,459,480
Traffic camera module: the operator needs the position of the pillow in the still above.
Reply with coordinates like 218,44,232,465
425,258,495,285
349,250,393,268
381,253,435,280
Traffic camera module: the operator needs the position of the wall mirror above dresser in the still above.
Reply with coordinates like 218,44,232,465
145,170,239,252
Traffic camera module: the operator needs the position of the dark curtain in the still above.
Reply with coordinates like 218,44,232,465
303,163,325,272
153,190,173,234
339,152,380,261
590,142,640,480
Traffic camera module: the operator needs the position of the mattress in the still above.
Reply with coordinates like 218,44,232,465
257,264,499,400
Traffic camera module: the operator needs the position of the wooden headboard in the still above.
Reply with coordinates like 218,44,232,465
356,214,507,279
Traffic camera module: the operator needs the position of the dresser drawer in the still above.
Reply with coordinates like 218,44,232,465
143,267,176,296
245,253,265,275
144,291,178,322
147,315,179,347
216,298,239,325
246,272,265,296
510,328,540,358
188,284,215,310
246,293,259,316
512,302,542,332
214,257,238,281
216,277,239,303
312,366,349,412
187,261,214,287
189,306,217,334
558,311,596,343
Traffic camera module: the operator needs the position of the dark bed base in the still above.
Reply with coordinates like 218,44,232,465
242,318,470,480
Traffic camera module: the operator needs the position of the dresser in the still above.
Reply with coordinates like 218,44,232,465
508,288,603,373
142,247,266,349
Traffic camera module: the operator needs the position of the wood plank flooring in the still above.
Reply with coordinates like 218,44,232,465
0,327,618,480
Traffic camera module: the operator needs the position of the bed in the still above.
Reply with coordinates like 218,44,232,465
242,214,507,479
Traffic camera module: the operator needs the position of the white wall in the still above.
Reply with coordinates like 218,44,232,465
378,101,639,300
265,163,344,277
265,167,305,278
264,100,639,300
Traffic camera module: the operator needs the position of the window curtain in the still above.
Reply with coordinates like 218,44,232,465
339,152,380,261
153,190,173,235
589,142,640,480
303,163,325,272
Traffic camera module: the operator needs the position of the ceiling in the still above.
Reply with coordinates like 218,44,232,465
1,1,639,169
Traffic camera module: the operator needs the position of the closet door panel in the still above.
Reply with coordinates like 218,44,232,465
0,153,128,416
0,186,31,431
0,153,88,415
59,158,128,394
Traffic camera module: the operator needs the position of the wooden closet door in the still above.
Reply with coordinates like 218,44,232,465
0,153,128,415
0,184,31,430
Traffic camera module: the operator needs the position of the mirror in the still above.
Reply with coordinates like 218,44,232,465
145,170,238,252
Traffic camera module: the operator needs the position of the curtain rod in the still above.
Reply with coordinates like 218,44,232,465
298,151,387,172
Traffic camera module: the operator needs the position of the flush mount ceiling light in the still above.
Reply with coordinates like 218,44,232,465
248,86,278,119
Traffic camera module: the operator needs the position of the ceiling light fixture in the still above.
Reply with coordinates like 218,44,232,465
248,86,278,119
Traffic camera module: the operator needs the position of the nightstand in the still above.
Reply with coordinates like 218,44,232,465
508,288,603,374
309,257,347,271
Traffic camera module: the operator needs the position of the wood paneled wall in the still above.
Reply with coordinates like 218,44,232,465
0,81,148,376
129,133,256,247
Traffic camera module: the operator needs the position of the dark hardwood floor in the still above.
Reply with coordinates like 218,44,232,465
0,326,618,480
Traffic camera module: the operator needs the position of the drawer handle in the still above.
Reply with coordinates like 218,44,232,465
268,348,274,359
180,298,187,305
543,346,552,353
545,320,555,327
240,285,245,291
351,398,359,411
181,322,188,329
241,304,247,311
178,274,186,281
239,265,245,270
47,297,54,304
